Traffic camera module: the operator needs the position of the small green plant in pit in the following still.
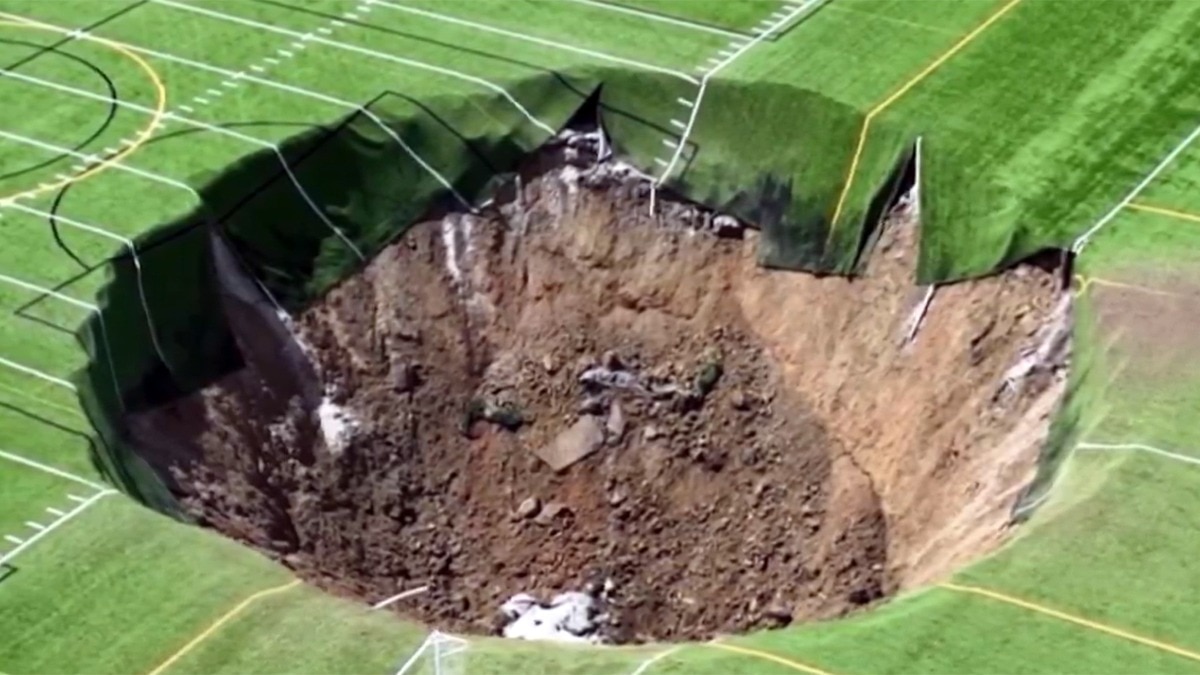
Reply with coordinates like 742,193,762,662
461,398,526,434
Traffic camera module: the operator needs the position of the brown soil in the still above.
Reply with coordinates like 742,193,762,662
127,142,1068,643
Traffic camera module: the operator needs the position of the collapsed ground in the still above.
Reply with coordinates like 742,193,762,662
128,132,1070,643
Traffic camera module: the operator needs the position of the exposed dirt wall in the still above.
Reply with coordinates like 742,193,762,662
125,139,1067,643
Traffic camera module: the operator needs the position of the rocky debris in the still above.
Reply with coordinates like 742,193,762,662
531,129,746,239
463,398,527,434
605,402,626,444
316,392,360,456
532,415,606,471
389,355,425,394
997,293,1072,401
763,603,794,627
534,501,571,526
500,589,608,643
165,123,1065,645
580,366,645,394
516,497,541,519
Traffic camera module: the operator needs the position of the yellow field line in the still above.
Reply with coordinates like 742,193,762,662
1126,201,1200,225
1073,274,1182,299
940,582,1200,663
707,641,835,675
146,579,301,675
0,18,166,204
827,0,1024,244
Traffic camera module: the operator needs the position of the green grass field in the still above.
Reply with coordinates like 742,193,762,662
0,0,1198,673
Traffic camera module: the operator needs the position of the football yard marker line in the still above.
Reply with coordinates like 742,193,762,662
1080,441,1200,468
151,0,556,135
567,0,747,39
363,0,699,84
0,448,106,490
0,28,473,219
146,579,302,675
940,582,1200,663
654,0,823,186
0,489,114,566
827,0,1024,242
0,354,77,390
1071,121,1200,253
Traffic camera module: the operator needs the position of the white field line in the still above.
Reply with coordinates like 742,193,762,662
1071,120,1200,254
0,272,94,312
0,129,197,197
3,534,22,545
394,631,469,675
0,271,125,404
372,584,429,609
0,129,295,322
0,13,473,212
0,448,106,490
364,0,697,84
1017,439,1200,519
1079,441,1200,467
0,489,114,566
628,646,682,675
655,0,822,184
566,0,745,38
148,0,556,135
0,201,172,378
394,638,431,675
0,65,366,261
0,355,76,390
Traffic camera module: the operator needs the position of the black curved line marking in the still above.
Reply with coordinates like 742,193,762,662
0,0,149,71
48,117,341,268
4,39,122,270
0,38,119,183
48,184,93,269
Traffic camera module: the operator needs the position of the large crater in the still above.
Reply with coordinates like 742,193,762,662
128,134,1069,643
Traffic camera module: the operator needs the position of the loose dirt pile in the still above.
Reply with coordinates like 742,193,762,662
128,133,1069,643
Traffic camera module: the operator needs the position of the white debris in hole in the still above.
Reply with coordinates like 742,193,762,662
499,590,607,644
318,393,360,455
441,214,464,285
276,308,321,362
